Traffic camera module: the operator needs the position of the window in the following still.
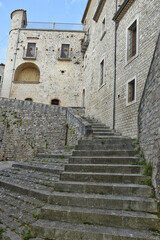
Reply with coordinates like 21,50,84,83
100,59,104,86
61,44,70,58
0,76,2,84
127,20,137,61
26,43,36,58
100,18,106,41
51,99,60,105
25,98,33,102
127,78,136,105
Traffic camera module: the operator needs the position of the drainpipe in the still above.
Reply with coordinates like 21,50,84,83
113,0,118,130
9,28,20,98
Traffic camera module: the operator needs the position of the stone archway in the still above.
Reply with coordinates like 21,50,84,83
14,62,40,83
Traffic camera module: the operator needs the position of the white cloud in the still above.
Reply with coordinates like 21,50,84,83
0,2,2,7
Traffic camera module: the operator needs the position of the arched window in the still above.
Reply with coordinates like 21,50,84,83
25,98,33,102
51,99,59,105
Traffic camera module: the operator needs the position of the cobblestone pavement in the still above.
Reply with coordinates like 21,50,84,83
0,149,71,240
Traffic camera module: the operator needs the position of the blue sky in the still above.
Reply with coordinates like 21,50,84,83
0,0,87,63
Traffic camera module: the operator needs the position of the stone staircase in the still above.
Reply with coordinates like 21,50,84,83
31,119,160,240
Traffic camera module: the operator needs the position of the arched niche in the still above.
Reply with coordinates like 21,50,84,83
14,62,40,83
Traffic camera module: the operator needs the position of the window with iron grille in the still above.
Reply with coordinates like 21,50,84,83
61,44,70,58
127,20,137,60
127,79,136,104
26,43,36,57
100,59,104,86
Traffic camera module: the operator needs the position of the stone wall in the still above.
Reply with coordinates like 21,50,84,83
67,107,93,146
138,34,160,201
0,64,5,97
0,98,67,161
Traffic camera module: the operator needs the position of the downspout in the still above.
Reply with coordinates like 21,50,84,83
113,0,118,130
9,28,20,98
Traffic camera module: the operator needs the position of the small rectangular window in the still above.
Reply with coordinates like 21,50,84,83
127,79,136,104
0,76,2,84
100,59,104,86
26,43,36,57
61,44,70,58
127,20,137,60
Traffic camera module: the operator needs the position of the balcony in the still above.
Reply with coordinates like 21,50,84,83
81,33,90,53
23,48,37,60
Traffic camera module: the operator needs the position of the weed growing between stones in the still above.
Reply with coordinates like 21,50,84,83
21,226,33,240
0,227,4,240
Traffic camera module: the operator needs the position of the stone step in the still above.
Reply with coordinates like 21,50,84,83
36,153,71,159
12,163,63,175
69,156,139,164
32,219,160,240
72,150,137,157
55,181,153,197
94,135,129,139
65,164,142,174
39,205,160,231
93,132,120,136
90,124,108,127
92,129,115,133
92,127,110,130
78,139,135,145
75,144,134,150
0,179,51,202
48,191,157,212
60,172,149,184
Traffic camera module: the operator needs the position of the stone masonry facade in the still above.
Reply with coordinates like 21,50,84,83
0,63,5,96
1,10,84,107
138,33,160,200
0,98,67,161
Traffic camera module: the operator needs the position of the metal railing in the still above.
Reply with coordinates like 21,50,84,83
25,22,83,31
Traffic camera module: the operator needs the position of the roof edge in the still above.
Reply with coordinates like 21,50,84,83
113,0,135,23
82,0,92,24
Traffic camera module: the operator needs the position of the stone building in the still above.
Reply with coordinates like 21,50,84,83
82,0,160,138
1,0,160,138
1,10,84,107
0,63,5,96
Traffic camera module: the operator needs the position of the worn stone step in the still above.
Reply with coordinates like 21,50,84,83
55,181,153,197
93,132,120,136
94,135,129,139
78,139,135,145
39,205,160,231
69,156,138,164
49,191,157,212
60,172,149,184
12,163,63,175
36,153,71,159
72,150,137,157
0,179,51,202
65,164,142,174
31,219,160,240
75,144,134,150
92,127,111,130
